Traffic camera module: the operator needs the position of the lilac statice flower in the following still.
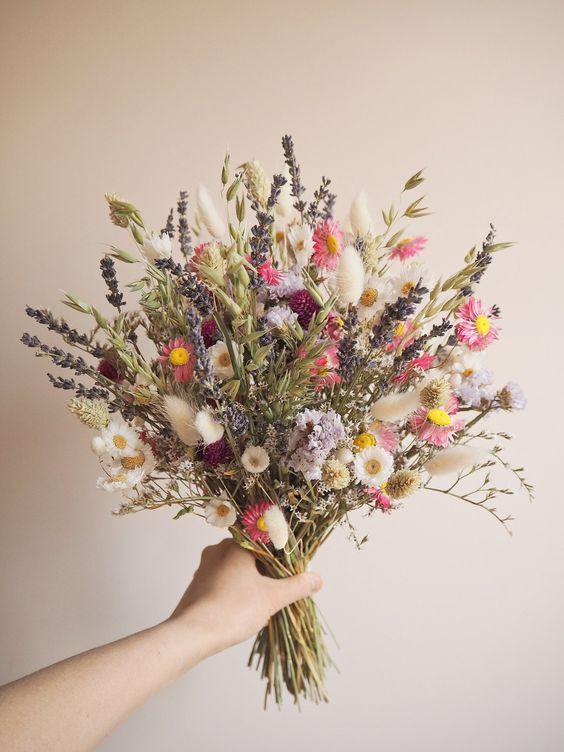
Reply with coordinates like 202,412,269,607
269,268,304,300
265,305,299,331
498,381,527,411
287,409,346,480
458,368,496,408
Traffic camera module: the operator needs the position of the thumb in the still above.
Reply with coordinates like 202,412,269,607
269,571,323,612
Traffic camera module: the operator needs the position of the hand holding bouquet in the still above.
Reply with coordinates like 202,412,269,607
22,136,531,707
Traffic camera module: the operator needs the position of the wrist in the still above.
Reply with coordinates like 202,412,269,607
163,607,220,670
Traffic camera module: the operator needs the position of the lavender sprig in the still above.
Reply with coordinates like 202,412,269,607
305,176,333,227
25,306,91,348
281,134,307,217
370,282,428,350
161,207,175,238
100,257,124,310
177,191,193,259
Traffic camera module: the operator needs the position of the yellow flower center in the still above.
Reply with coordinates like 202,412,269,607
216,503,231,518
111,472,128,483
326,234,339,255
218,351,231,367
360,288,378,307
120,450,146,470
295,239,305,251
395,322,406,337
256,516,268,532
427,408,451,427
401,281,415,296
169,347,190,366
365,459,382,475
463,367,474,377
475,314,491,336
275,230,285,243
398,237,412,246
353,433,377,452
380,481,388,492
113,434,127,450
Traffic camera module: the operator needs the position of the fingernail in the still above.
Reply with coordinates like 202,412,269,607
309,572,323,592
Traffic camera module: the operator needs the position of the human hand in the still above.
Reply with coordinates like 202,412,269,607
168,539,323,657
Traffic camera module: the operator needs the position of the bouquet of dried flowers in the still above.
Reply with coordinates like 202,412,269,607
22,136,532,708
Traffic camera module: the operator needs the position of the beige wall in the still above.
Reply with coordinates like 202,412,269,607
2,1,563,749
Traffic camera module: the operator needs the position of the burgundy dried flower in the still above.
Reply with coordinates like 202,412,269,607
289,289,320,327
202,436,233,467
201,317,220,348
97,358,122,382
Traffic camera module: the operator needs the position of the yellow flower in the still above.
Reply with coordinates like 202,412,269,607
353,432,377,452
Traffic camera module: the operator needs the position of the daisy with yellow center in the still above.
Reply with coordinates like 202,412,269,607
409,398,465,448
353,432,377,452
208,340,236,380
454,296,500,351
100,421,140,458
204,497,237,528
159,338,195,382
353,446,394,488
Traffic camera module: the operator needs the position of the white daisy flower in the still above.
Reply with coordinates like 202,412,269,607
391,262,434,300
357,273,394,322
287,223,314,268
96,465,146,493
440,349,483,389
100,421,141,458
353,446,394,487
140,232,172,264
241,445,270,474
207,340,235,380
204,497,237,528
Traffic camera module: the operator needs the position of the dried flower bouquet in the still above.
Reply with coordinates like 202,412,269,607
22,136,531,707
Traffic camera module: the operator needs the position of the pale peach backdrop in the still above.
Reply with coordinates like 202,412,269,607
1,1,563,750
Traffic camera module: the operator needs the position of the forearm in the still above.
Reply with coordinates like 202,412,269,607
0,616,211,752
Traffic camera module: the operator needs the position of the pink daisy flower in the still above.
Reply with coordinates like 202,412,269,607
454,297,500,351
389,236,427,261
368,487,393,513
257,258,282,286
312,219,344,270
242,500,273,544
384,319,415,353
368,421,399,453
159,338,195,382
325,311,345,342
393,353,435,385
409,395,464,447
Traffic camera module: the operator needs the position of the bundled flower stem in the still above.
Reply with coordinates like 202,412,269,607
22,136,530,707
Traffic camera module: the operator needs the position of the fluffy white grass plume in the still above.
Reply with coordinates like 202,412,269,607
371,391,420,422
336,245,365,305
163,395,200,446
263,505,289,550
194,409,224,445
196,185,225,239
350,191,372,236
423,445,488,476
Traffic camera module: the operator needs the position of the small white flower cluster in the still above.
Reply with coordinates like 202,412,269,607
92,420,156,493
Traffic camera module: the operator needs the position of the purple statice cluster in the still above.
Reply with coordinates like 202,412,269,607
287,409,346,480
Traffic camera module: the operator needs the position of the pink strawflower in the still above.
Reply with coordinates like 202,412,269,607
159,338,195,382
326,311,345,341
384,319,415,353
311,344,341,390
393,353,435,385
368,487,393,513
369,421,399,453
454,297,500,351
242,500,273,544
409,395,464,447
312,219,344,270
258,258,282,286
389,236,427,261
